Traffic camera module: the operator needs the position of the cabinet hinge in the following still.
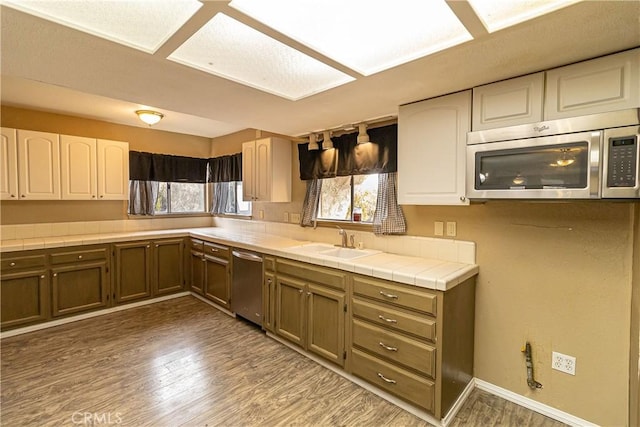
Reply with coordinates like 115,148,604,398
343,351,347,360
344,304,347,313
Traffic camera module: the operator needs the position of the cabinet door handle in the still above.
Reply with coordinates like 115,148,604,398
78,255,83,259
10,194,15,198
40,275,45,279
379,291,398,299
92,195,96,199
100,195,104,198
298,289,304,294
307,292,311,296
377,373,396,384
53,273,57,277
379,342,398,352
21,194,25,198
9,262,16,267
267,279,272,284
155,244,159,248
378,315,397,324
146,245,150,248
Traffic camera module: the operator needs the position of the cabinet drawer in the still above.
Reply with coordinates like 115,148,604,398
352,319,435,378
351,348,435,413
204,242,229,260
353,275,437,316
190,239,204,252
264,256,275,272
352,298,436,342
276,258,346,290
1,254,46,270
50,248,108,265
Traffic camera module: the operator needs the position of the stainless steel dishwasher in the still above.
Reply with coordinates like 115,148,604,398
231,249,263,326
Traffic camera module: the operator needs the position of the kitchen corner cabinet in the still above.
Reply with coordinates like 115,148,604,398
472,72,545,130
274,258,346,367
242,137,291,202
1,253,49,330
398,90,471,206
545,48,640,120
1,127,18,200
17,130,61,200
50,246,109,317
113,238,186,304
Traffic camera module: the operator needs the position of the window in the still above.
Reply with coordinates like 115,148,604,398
211,181,252,216
318,174,378,222
154,182,206,214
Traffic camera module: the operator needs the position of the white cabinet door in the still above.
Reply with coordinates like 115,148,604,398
545,48,640,120
60,135,97,200
17,130,60,200
472,72,544,130
398,90,471,205
97,139,129,200
242,140,256,201
242,137,291,202
1,127,18,201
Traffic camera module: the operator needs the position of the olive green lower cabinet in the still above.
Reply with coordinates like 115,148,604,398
350,274,476,420
273,258,346,368
50,246,109,317
113,238,186,305
189,239,231,309
0,253,49,330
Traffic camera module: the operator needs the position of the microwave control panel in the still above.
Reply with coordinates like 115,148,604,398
607,136,638,187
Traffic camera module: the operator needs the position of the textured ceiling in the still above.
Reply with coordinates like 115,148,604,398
1,1,639,139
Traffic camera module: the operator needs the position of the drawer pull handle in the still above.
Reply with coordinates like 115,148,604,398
377,373,396,384
9,262,16,267
210,248,218,252
379,291,398,299
78,255,83,259
378,315,397,324
379,342,398,352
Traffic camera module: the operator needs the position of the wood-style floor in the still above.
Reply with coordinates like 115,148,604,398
1,296,566,427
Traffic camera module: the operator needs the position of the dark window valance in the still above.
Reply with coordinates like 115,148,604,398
209,153,242,183
129,151,209,183
298,124,397,180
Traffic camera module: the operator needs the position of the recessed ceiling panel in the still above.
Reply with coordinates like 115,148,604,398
168,13,355,101
467,0,582,33
1,0,202,53
229,0,473,76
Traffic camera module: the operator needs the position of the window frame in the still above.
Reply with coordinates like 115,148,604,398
154,181,208,216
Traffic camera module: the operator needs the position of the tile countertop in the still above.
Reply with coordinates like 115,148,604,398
1,227,478,292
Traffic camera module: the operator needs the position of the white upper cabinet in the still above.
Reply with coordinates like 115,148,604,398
1,127,18,200
97,139,129,200
398,90,471,205
472,72,544,130
242,137,291,202
17,130,61,200
60,135,97,200
545,48,640,120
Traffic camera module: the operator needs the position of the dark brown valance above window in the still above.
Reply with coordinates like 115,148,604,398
208,153,242,183
298,124,397,180
129,151,209,183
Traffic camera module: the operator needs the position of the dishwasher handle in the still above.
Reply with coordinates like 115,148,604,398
232,250,263,263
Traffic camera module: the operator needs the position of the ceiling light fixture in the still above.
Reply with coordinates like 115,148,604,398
136,110,164,126
322,131,333,150
308,133,319,150
356,123,372,145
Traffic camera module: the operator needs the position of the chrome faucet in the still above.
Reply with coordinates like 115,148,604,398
336,226,348,248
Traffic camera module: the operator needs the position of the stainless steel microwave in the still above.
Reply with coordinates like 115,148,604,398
466,109,640,200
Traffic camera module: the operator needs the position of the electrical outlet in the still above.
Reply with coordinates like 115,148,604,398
552,351,576,375
290,213,301,223
258,210,264,219
434,221,444,236
446,221,457,237
283,212,289,222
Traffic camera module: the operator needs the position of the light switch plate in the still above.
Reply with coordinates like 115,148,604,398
434,221,444,236
446,221,457,237
290,213,301,223
283,212,289,222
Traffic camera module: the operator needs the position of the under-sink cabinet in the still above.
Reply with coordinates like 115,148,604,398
271,258,347,367
189,238,231,309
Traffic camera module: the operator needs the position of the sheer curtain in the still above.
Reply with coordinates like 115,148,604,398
301,179,323,227
128,180,159,215
209,153,242,215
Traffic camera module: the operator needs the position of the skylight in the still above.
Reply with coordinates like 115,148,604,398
167,13,355,101
229,0,473,76
1,0,202,53
467,0,582,33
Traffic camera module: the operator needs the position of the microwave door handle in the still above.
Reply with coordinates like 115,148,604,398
590,131,602,198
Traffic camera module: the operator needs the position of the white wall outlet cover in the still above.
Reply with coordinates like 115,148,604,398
552,351,576,375
434,221,444,236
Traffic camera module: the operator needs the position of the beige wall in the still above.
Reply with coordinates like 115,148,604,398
0,106,212,224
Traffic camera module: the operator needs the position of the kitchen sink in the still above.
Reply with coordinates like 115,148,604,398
288,243,379,260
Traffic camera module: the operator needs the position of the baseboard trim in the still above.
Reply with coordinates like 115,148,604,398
0,292,191,339
189,292,235,318
441,378,476,427
474,379,598,427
